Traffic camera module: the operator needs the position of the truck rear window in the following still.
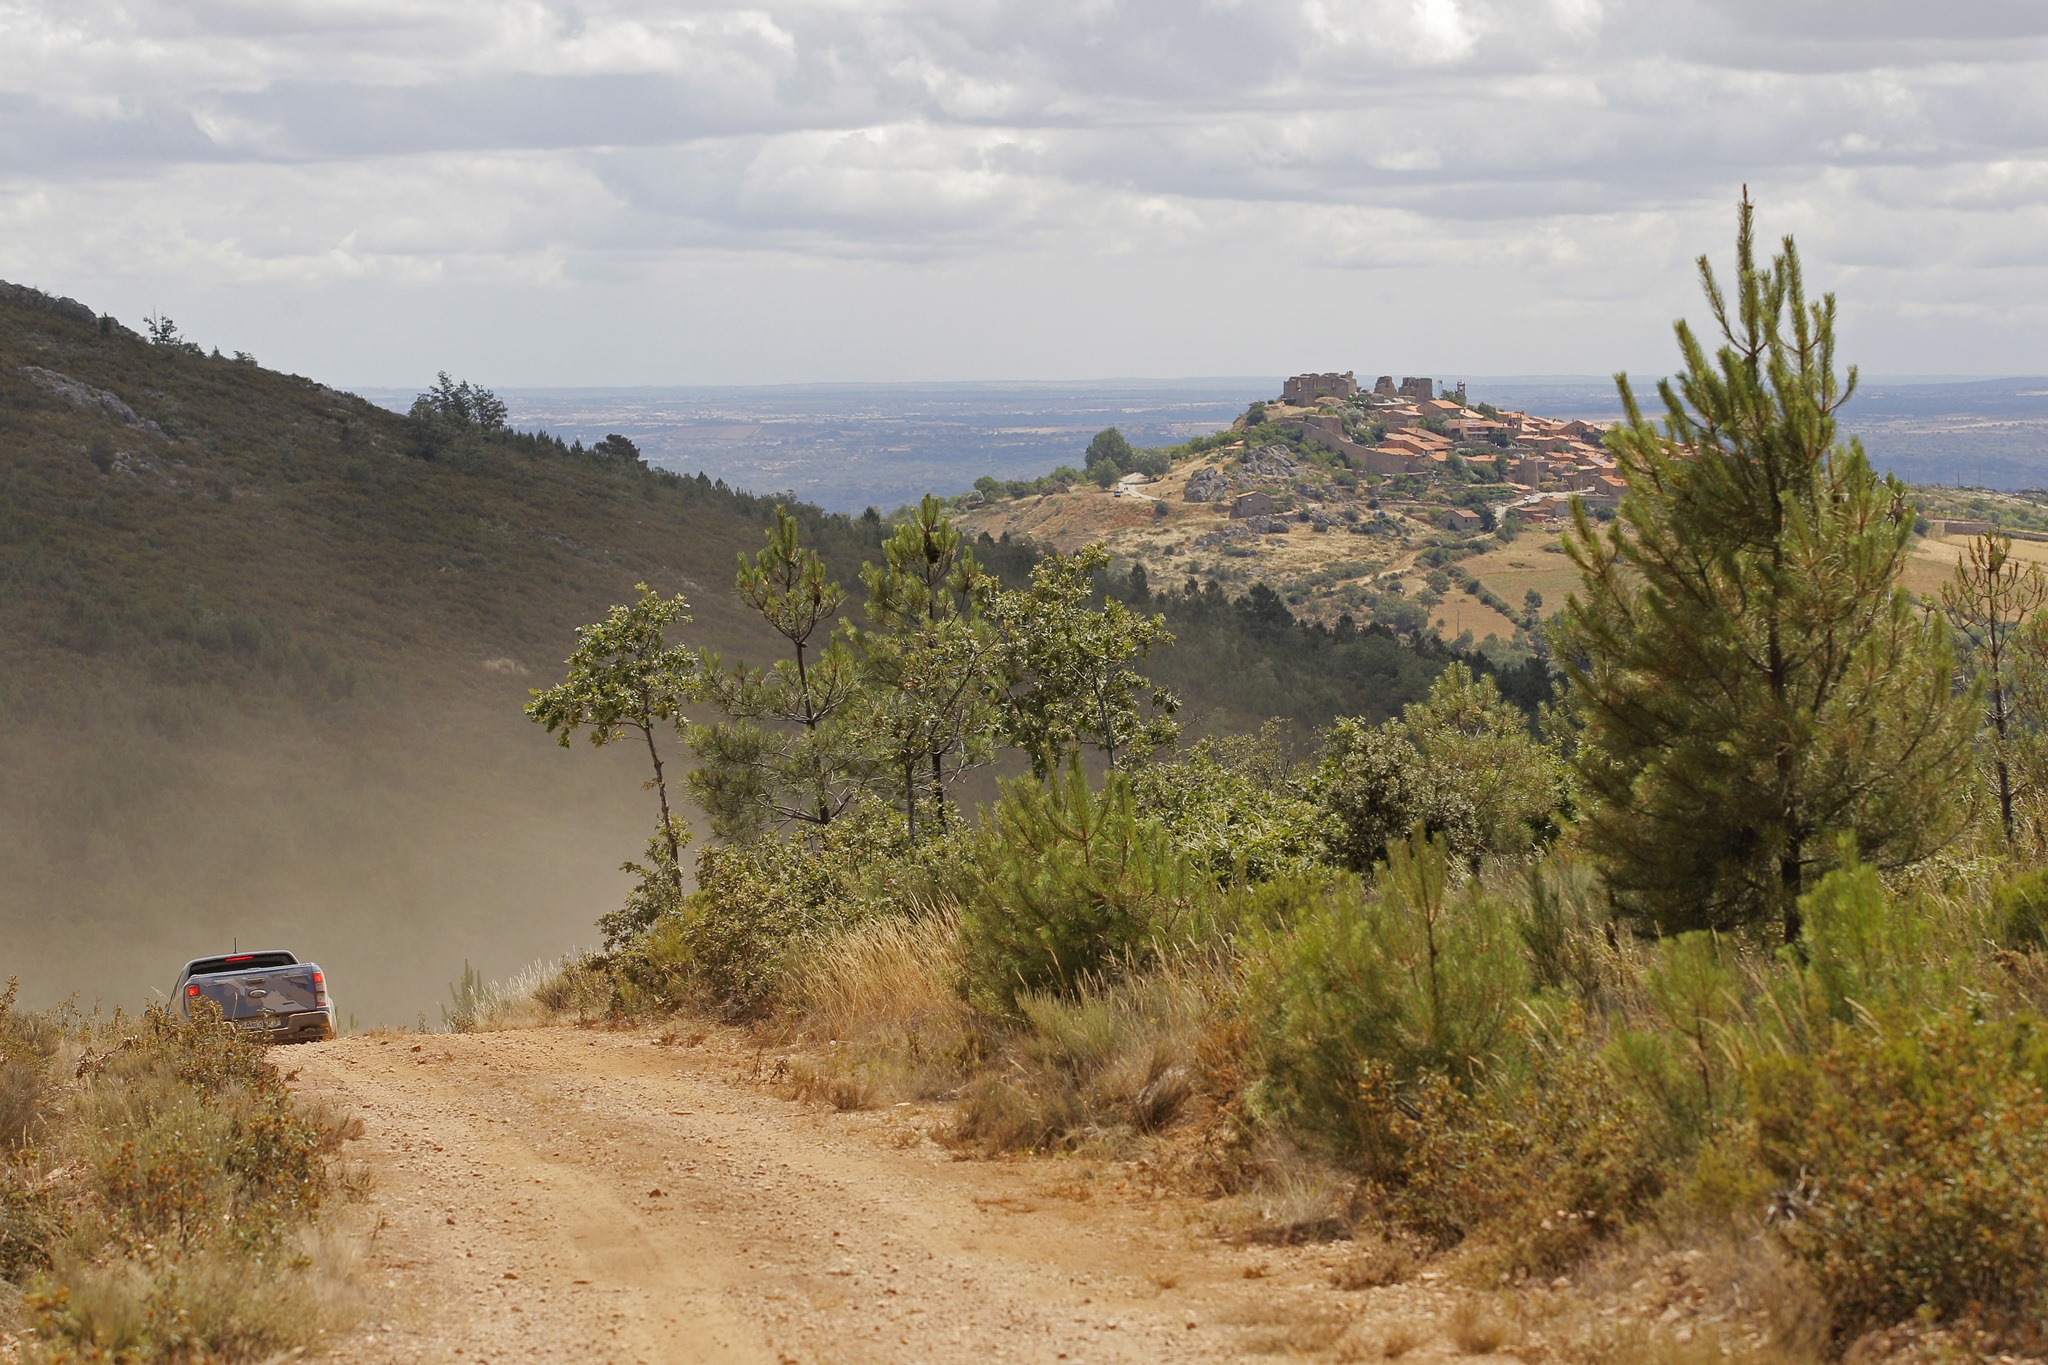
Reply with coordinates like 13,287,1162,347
186,952,298,976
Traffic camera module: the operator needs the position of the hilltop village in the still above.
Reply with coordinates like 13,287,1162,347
956,370,1628,662
1272,369,1623,519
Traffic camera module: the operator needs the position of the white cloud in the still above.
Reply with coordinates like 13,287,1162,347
6,0,2048,381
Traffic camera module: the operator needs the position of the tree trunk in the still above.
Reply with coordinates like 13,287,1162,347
1780,837,1803,945
642,723,683,897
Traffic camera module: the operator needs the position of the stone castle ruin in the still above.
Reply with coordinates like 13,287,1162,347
1282,371,1358,404
1372,375,1435,401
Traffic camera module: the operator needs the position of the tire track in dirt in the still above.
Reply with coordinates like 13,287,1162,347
292,1026,1492,1363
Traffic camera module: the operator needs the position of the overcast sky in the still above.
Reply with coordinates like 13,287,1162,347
5,0,2048,387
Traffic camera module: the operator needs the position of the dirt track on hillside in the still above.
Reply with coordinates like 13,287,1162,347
291,1026,1501,1363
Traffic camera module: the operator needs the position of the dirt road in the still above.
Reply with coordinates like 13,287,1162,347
293,1026,1496,1363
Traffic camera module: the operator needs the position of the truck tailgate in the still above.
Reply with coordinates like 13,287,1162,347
191,968,321,1022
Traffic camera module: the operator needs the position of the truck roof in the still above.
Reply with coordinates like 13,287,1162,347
180,950,300,976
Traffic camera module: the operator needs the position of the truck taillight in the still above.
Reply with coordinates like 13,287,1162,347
186,984,200,997
311,971,324,985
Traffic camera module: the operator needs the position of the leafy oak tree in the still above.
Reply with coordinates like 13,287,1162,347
1555,196,1976,941
1315,663,1564,873
992,544,1179,774
526,584,695,893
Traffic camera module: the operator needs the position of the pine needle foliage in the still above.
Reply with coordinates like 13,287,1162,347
959,756,1199,1015
1555,195,1977,941
688,505,868,841
1944,534,2048,847
1248,830,1526,1170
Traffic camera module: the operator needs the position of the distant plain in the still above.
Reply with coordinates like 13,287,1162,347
359,375,2048,504
360,380,1270,512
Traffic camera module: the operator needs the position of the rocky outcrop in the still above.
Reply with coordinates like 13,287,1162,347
1192,522,1257,550
18,366,163,433
0,281,97,327
1183,466,1230,502
1239,445,1299,478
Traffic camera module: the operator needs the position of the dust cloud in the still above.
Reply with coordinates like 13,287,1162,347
0,693,661,1026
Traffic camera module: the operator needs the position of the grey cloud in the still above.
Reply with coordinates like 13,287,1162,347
10,0,2048,380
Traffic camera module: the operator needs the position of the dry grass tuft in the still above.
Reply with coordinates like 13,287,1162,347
953,963,1214,1153
1221,1302,1349,1357
0,1059,45,1152
799,911,970,1051
1375,1321,1428,1359
444,954,611,1031
1447,1298,1520,1355
1330,1232,1421,1290
784,912,975,1108
1215,1140,1356,1245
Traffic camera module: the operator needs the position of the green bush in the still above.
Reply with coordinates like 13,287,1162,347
1797,855,1941,1023
1751,1008,2048,1334
1248,830,1527,1172
958,760,1200,1016
682,800,939,1019
1126,733,1331,884
1994,866,2048,951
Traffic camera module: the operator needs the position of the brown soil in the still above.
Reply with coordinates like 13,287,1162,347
292,1026,1511,1363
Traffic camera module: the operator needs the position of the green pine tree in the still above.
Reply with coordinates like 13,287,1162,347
1554,195,1977,941
853,495,1003,843
686,505,869,841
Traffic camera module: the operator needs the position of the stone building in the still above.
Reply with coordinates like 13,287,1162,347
1398,376,1435,401
1231,491,1274,519
1282,372,1359,404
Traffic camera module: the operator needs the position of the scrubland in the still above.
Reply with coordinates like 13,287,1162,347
0,987,366,1361
484,798,2048,1362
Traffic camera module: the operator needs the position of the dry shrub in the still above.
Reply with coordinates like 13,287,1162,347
1375,1321,1427,1358
0,981,58,1153
954,964,1211,1153
26,1229,362,1363
1752,1008,2048,1336
2,1004,365,1362
1539,1234,1828,1365
1330,1231,1420,1289
1446,1298,1519,1354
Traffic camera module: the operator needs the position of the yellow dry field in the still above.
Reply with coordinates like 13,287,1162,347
1429,593,1521,644
1902,531,2048,600
1456,532,1585,620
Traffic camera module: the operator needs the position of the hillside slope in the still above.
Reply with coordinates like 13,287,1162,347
0,282,1500,1020
0,281,842,1021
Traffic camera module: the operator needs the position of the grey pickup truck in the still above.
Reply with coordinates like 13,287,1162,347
174,950,336,1043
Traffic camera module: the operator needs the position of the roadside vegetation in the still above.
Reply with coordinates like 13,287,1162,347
0,986,364,1361
493,201,2048,1358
